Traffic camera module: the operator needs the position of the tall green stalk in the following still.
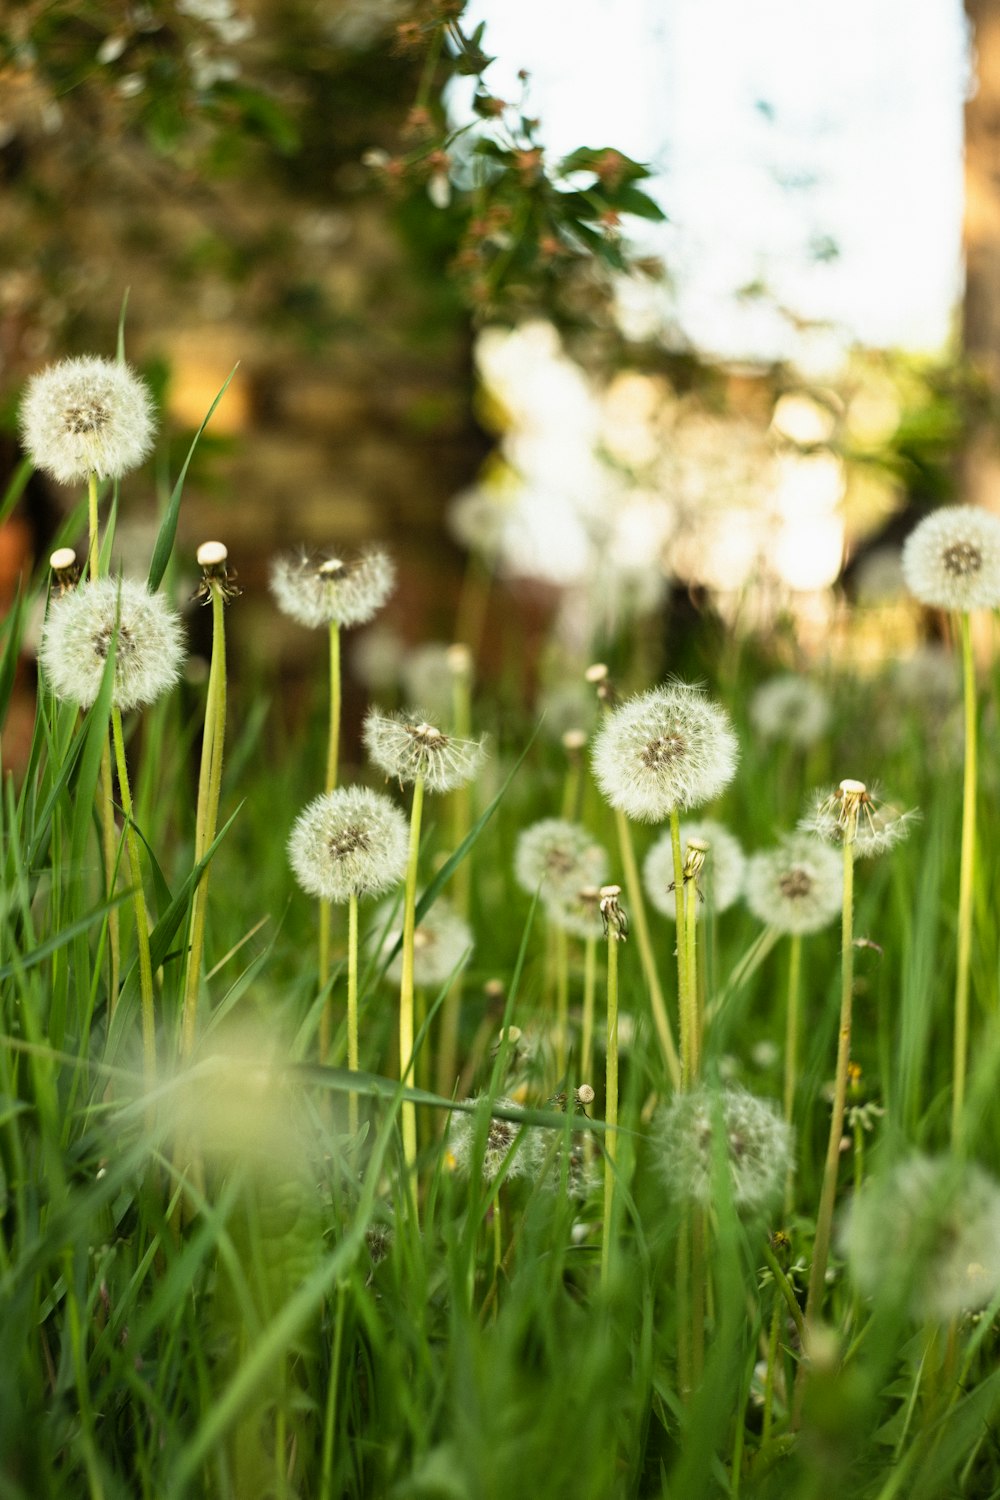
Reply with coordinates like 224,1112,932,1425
783,932,803,1213
613,807,681,1088
951,611,977,1149
85,473,122,1013
110,705,156,1085
399,775,426,1175
347,890,359,1136
318,621,342,1059
436,654,472,1099
600,892,624,1291
671,808,693,1088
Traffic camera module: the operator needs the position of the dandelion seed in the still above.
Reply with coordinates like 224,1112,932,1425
801,778,918,858
363,707,486,792
902,504,1000,612
39,576,184,711
656,1085,793,1217
514,819,609,904
845,1155,1000,1322
20,356,155,484
377,892,473,987
287,786,408,904
745,834,843,935
445,1096,545,1183
269,547,395,630
749,674,831,749
591,682,739,822
643,818,746,921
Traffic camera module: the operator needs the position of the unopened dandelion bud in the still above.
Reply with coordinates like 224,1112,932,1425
600,883,628,941
20,355,155,484
683,837,710,882
49,547,80,591
576,1084,595,1107
902,504,1000,612
197,540,228,570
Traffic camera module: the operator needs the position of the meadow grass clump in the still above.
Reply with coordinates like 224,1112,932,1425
8,362,1000,1500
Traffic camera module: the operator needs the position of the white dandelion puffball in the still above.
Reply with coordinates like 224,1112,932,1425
270,547,395,629
364,708,486,793
801,779,918,859
902,505,1000,612
845,1155,1000,1322
745,834,843,935
656,1085,792,1217
643,818,746,921
287,786,409,904
401,642,471,719
20,356,155,485
445,1096,545,1183
39,577,184,712
749,674,831,749
591,682,739,822
377,893,473,988
514,819,609,904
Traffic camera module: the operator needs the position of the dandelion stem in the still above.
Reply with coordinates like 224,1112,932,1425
318,621,342,1048
783,932,802,1214
613,807,681,1088
87,472,100,581
87,470,122,1011
110,706,156,1086
952,611,977,1149
684,874,701,1081
399,775,425,1177
347,891,359,1136
436,662,473,1099
671,808,693,1087
797,829,855,1416
581,931,597,1085
554,921,569,1080
600,918,621,1290
181,582,227,1058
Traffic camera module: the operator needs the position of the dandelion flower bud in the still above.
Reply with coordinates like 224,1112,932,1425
845,1155,1000,1322
363,707,486,792
514,819,608,903
901,504,1000,612
20,355,155,484
39,576,184,711
591,682,739,823
745,834,843,935
196,540,228,569
656,1085,792,1217
445,1096,544,1183
269,547,395,629
287,786,408,904
377,893,473,987
801,778,918,858
749,674,831,748
643,818,746,921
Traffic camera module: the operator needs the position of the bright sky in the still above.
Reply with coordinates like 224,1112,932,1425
461,0,969,365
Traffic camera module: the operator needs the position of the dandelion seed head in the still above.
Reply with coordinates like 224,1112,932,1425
656,1085,793,1217
39,577,184,711
845,1155,1000,1322
269,546,395,629
801,780,918,858
591,682,739,822
749,674,831,748
514,819,608,904
445,1096,545,1183
20,356,156,484
545,882,604,941
377,893,473,987
287,786,408,904
745,834,844,934
902,505,1000,612
363,707,486,792
643,818,746,921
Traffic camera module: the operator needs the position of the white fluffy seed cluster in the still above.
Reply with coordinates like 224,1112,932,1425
643,818,746,922
901,504,1000,612
801,784,918,859
363,708,486,792
656,1085,792,1217
20,356,155,485
749,674,831,749
445,1096,545,1183
514,819,608,903
287,786,409,904
844,1155,1000,1322
400,642,471,718
39,577,184,712
591,682,739,823
269,548,395,629
744,834,843,935
377,893,473,987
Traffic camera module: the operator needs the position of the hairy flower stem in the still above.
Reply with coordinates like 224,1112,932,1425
87,472,100,581
318,622,342,1052
671,809,693,1087
555,922,570,1079
399,776,425,1177
347,891,359,1136
86,472,122,1012
581,932,597,1084
436,667,473,1099
110,706,156,1085
181,583,227,1057
613,808,681,1088
952,612,977,1149
600,920,621,1290
797,831,855,1417
783,933,803,1213
684,875,701,1081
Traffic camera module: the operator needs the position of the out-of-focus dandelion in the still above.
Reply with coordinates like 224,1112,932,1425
749,674,831,749
444,1096,544,1183
745,834,843,936
656,1085,792,1217
514,819,608,904
801,779,918,859
901,504,1000,612
376,892,473,989
269,547,395,631
643,818,746,921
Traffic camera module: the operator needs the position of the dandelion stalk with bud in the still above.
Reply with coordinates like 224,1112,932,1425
599,883,627,1289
